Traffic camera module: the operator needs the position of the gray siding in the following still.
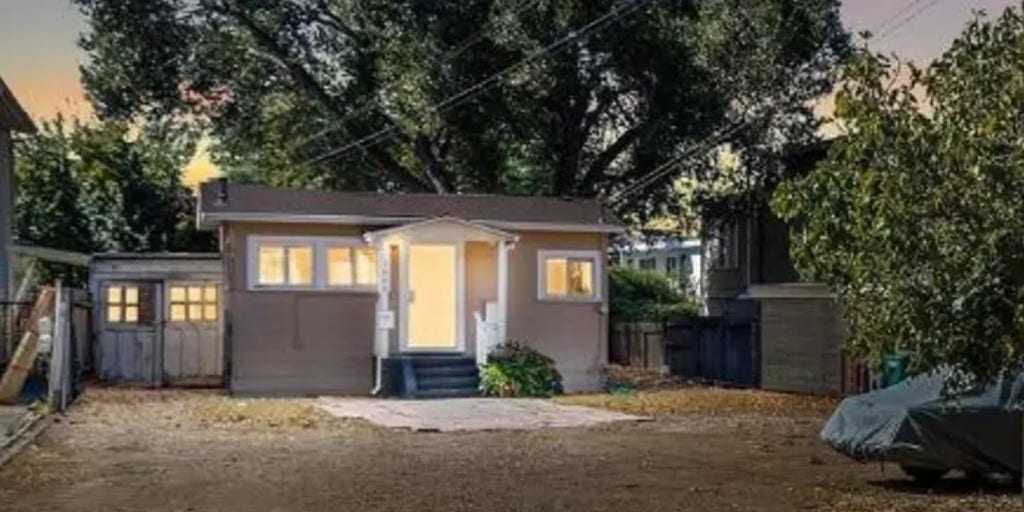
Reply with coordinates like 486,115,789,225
0,130,12,305
759,298,844,395
225,222,374,395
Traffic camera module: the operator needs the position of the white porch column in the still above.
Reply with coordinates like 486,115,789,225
373,241,391,359
496,239,510,345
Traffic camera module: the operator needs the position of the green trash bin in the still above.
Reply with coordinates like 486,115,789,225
883,352,910,387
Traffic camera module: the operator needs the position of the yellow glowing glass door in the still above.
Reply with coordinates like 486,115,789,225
407,244,458,349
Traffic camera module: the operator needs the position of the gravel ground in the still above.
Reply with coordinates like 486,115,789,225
0,388,1017,512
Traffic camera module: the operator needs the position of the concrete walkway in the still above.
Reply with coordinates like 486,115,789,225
317,397,647,431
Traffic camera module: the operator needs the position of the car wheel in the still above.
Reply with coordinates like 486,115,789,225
901,465,948,484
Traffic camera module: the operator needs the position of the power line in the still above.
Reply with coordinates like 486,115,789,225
876,0,945,42
870,0,930,35
296,0,542,150
300,0,654,168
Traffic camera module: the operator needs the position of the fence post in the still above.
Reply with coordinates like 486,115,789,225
47,283,71,412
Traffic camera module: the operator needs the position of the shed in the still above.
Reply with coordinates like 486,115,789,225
89,253,224,387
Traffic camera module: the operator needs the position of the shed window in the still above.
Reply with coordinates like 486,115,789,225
537,250,601,301
169,285,219,322
106,285,140,324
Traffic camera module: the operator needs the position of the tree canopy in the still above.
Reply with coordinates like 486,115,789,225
74,0,848,223
772,7,1024,387
15,117,215,281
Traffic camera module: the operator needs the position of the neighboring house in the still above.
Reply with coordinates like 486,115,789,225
616,236,702,297
193,180,623,396
0,77,36,360
703,143,845,395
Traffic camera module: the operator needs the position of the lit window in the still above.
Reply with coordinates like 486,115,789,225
327,246,377,288
538,251,600,301
106,284,140,324
256,244,313,286
168,284,219,322
248,236,378,291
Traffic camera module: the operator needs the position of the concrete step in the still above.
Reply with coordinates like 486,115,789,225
416,375,479,391
414,387,481,399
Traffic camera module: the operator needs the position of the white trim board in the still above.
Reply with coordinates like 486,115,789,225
536,249,603,302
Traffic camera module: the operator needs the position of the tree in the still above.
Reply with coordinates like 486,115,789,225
772,7,1024,389
74,0,849,223
609,266,700,322
15,117,215,282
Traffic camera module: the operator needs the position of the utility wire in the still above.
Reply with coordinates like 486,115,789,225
300,0,654,168
610,0,938,205
875,0,945,42
296,0,542,149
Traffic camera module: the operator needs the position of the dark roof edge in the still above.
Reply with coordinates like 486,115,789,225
0,76,36,133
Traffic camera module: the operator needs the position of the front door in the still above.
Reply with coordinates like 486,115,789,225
406,244,458,350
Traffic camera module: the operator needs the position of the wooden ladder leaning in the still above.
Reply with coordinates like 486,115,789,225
0,287,56,404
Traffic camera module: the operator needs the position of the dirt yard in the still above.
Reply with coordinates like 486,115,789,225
0,387,1017,512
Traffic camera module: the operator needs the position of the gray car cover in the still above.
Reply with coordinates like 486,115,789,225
821,372,1024,474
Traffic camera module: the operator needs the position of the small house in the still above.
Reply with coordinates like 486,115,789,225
196,180,624,396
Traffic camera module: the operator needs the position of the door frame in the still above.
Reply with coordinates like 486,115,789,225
398,241,466,353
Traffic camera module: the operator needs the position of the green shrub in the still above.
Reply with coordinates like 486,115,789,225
479,341,563,397
609,266,700,322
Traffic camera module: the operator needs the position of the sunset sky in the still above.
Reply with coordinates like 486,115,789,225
0,0,1018,186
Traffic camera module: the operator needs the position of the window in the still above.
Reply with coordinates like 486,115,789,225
638,258,656,271
256,244,313,286
169,284,219,322
327,246,377,287
538,250,601,301
709,221,739,269
106,285,139,324
247,236,377,291
665,256,677,276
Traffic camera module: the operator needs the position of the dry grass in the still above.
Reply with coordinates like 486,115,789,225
823,492,1020,512
554,387,839,417
74,386,375,432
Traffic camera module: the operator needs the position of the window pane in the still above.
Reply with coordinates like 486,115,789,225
170,304,187,321
170,286,186,302
355,248,377,285
187,286,202,302
327,248,353,286
545,258,568,296
287,246,313,285
203,304,218,321
124,286,139,305
188,304,203,321
258,246,286,285
124,306,139,323
203,286,217,303
568,260,594,297
107,286,122,304
107,305,122,323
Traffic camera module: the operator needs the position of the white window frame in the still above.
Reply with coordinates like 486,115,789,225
536,249,602,302
324,241,378,292
246,235,377,292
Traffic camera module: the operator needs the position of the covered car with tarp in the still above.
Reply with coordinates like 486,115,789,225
821,371,1024,482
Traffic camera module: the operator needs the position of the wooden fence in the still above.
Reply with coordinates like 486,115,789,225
609,322,666,370
611,317,761,388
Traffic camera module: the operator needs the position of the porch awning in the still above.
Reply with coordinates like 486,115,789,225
363,217,519,245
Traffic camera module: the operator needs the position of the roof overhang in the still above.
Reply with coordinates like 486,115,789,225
364,217,519,244
198,211,626,234
0,77,36,134
10,244,91,267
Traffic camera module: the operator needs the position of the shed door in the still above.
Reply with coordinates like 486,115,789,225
163,282,223,385
97,281,161,385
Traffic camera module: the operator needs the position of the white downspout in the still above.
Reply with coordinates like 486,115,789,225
370,239,391,395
